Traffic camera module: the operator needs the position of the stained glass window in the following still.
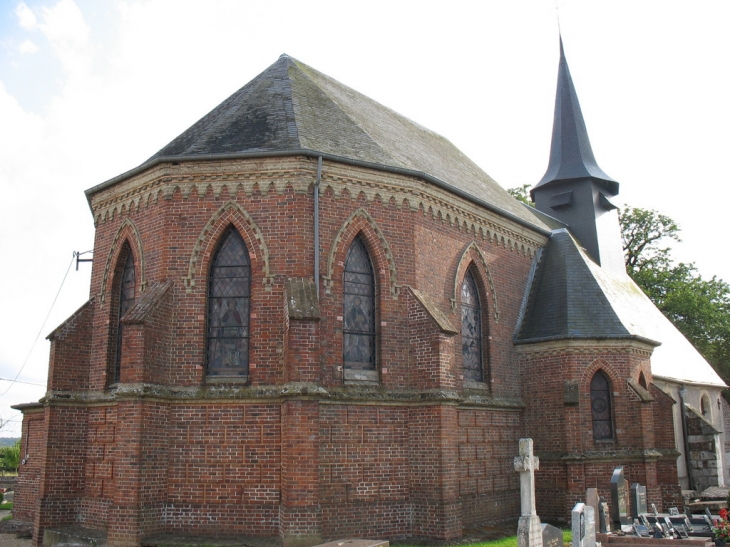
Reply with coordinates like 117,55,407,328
112,248,135,383
207,228,251,377
590,371,613,440
461,268,483,382
343,236,376,371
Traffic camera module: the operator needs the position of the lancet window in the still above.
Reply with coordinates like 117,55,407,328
206,227,251,377
461,267,484,382
590,371,613,440
343,236,376,371
112,245,135,384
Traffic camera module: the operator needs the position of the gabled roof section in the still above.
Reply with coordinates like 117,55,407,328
516,229,726,388
532,39,617,197
516,229,633,342
90,54,547,232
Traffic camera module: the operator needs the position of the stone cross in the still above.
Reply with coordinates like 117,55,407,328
514,438,542,547
514,437,540,517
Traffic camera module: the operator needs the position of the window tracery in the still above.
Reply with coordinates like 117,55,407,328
461,267,484,382
207,227,251,377
343,236,376,371
590,371,613,440
112,246,135,384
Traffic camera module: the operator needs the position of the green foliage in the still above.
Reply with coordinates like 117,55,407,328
0,441,20,473
507,184,535,207
620,207,730,382
621,206,681,274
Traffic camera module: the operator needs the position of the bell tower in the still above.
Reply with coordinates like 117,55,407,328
531,39,625,276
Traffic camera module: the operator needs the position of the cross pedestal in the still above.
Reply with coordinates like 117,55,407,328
514,438,542,547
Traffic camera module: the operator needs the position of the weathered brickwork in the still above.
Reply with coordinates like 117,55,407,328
15,155,684,546
518,341,682,521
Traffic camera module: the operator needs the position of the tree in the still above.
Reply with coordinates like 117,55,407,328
620,206,681,274
507,184,534,207
1,441,20,475
619,207,730,382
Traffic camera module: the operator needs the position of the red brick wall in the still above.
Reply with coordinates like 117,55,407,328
15,155,687,545
14,411,45,522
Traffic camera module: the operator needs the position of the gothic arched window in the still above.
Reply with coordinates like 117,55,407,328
207,227,251,377
461,267,484,382
343,236,376,371
111,245,135,384
590,371,613,440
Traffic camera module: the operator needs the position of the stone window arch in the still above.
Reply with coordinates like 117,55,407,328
206,226,251,378
343,234,377,381
590,370,614,441
109,242,135,385
461,265,486,384
701,394,711,418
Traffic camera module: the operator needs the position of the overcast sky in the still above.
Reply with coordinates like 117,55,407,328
1,0,728,436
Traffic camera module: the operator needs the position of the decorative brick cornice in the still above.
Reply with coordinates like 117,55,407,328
515,338,656,357
89,157,549,258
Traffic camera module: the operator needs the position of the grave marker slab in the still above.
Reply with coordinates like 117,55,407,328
630,483,647,520
598,497,611,534
586,488,599,523
572,503,596,547
610,467,630,528
541,523,563,547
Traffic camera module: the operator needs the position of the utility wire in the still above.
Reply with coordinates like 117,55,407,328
0,253,75,397
0,378,45,387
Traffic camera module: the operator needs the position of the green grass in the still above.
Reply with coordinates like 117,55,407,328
394,529,571,547
0,502,12,510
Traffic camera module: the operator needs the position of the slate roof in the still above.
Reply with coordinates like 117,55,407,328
516,230,726,387
88,54,548,232
532,39,617,197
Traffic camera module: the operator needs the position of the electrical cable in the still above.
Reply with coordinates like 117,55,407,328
0,254,75,397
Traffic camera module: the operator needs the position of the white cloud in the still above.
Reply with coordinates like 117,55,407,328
14,2,37,30
38,0,90,50
18,39,39,54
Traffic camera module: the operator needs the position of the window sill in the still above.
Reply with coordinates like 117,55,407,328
206,375,250,384
344,368,379,385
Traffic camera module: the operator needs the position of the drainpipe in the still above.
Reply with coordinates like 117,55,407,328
314,156,322,297
678,385,694,490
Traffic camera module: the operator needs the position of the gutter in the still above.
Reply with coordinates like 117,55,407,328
84,149,552,237
314,156,321,297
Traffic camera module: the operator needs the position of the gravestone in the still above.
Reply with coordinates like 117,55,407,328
598,497,612,533
610,466,630,529
542,523,563,547
586,488,599,522
514,438,542,547
572,503,596,547
630,483,647,520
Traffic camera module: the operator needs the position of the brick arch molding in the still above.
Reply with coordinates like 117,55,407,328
451,241,500,322
99,218,146,304
183,200,273,293
323,207,399,297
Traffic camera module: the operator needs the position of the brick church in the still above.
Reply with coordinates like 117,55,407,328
14,42,726,547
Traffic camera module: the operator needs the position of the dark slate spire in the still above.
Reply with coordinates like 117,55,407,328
532,38,617,196
531,39,625,275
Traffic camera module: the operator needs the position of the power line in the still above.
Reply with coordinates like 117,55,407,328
0,253,74,397
0,378,45,387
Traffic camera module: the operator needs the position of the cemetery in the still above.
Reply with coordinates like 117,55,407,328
504,436,730,547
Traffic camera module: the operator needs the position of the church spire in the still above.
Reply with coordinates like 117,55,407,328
531,38,626,275
532,37,617,196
